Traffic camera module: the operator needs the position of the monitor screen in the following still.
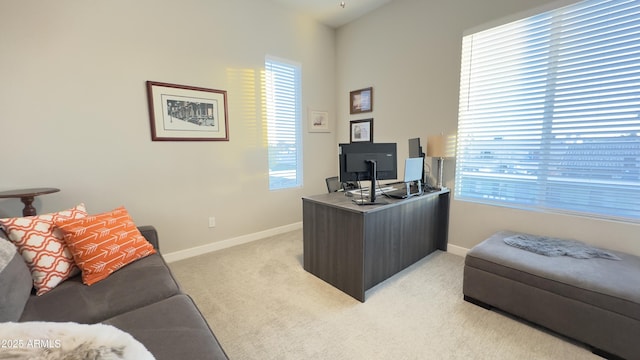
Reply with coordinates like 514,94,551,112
404,157,423,182
408,137,425,185
339,143,397,183
409,137,423,158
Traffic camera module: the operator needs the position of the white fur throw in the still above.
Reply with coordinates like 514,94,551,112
0,238,16,272
0,322,155,360
504,233,621,260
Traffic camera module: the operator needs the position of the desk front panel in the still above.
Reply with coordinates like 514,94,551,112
363,193,444,290
302,190,450,302
303,199,365,301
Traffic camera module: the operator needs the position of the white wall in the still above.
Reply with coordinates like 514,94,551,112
336,0,640,256
3,0,637,257
0,0,337,253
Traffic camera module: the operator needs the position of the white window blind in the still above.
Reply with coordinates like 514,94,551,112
456,0,640,222
265,57,302,190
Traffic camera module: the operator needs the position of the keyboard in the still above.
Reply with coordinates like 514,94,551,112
382,183,428,199
383,188,410,199
347,186,394,196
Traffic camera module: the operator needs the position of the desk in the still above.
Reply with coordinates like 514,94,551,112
302,189,450,302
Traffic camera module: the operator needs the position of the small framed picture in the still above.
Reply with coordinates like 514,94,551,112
308,110,329,133
146,81,229,141
350,87,373,114
350,118,373,143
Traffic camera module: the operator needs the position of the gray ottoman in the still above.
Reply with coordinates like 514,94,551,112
463,231,640,359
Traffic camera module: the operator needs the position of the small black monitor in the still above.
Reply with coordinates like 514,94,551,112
409,137,424,158
339,143,397,183
408,138,426,185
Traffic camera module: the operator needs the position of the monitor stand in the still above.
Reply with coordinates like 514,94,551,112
406,180,423,198
352,160,388,206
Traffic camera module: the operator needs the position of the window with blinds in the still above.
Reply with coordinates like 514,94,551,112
265,57,302,190
455,0,640,222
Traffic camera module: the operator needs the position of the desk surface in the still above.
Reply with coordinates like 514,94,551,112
302,188,449,214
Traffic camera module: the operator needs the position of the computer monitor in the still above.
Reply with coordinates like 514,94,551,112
339,143,397,182
409,138,424,158
408,137,426,185
339,142,397,204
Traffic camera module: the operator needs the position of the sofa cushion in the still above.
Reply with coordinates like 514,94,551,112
0,203,87,295
104,294,228,360
0,239,32,322
19,253,180,323
137,225,159,250
55,206,156,286
466,231,640,321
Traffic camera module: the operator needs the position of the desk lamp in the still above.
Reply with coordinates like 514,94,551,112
427,134,455,189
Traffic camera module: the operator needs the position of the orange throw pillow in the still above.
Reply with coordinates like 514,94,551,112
55,206,156,286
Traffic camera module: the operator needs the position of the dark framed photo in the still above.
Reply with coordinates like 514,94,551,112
350,118,373,143
350,87,373,114
146,81,229,141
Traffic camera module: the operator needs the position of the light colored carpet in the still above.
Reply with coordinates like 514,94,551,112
169,229,598,360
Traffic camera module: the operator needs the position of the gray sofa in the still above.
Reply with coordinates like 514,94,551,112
0,225,228,360
463,231,640,360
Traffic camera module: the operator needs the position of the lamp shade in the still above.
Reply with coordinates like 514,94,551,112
426,135,446,158
427,134,456,158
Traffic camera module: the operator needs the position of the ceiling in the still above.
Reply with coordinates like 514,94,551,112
270,0,394,28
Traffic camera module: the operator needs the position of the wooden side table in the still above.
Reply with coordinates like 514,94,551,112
0,188,60,216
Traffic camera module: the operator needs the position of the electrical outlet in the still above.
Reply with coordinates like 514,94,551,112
208,216,216,228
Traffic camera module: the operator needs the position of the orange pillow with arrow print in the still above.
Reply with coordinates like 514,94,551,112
54,206,156,286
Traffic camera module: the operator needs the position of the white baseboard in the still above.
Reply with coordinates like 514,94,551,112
164,222,468,262
163,222,302,263
447,244,469,257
